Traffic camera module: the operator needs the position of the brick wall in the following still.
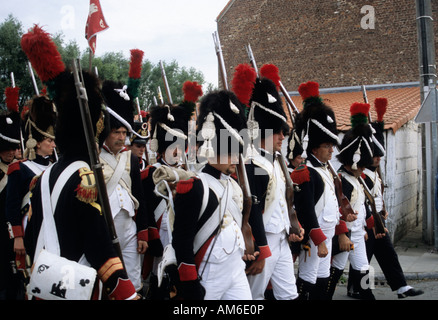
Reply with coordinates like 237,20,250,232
217,0,438,91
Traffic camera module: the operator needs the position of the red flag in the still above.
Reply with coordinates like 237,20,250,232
85,0,109,55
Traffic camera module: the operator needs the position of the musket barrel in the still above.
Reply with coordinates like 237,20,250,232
159,61,173,104
27,61,39,95
71,58,125,266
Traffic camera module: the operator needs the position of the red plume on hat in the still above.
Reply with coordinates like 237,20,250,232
350,102,370,128
298,81,320,101
128,49,144,79
260,64,280,89
183,81,203,103
374,98,387,122
4,87,20,113
127,49,144,99
231,63,257,106
21,25,65,85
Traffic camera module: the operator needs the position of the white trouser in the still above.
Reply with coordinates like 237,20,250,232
331,231,369,272
247,232,298,300
298,227,335,284
198,221,251,300
113,209,142,291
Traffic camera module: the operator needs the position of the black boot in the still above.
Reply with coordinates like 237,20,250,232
296,277,316,300
326,267,344,300
350,269,375,300
311,277,330,300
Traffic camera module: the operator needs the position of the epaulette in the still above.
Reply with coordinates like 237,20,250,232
7,160,23,175
29,174,41,192
75,167,98,204
140,165,154,180
176,177,198,194
290,164,310,185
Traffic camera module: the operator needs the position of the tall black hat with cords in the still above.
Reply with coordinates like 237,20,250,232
337,102,375,169
197,90,247,158
21,96,56,160
295,81,339,159
231,63,289,158
1,86,21,152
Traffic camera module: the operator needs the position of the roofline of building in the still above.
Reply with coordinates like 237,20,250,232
216,0,236,22
285,81,420,96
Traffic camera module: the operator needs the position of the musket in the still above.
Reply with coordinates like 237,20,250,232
71,58,125,266
159,61,173,104
361,84,387,216
213,31,255,254
157,87,164,104
359,176,386,234
246,43,356,223
244,43,301,236
27,61,39,96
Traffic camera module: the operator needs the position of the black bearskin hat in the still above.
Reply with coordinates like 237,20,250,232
295,81,339,158
53,70,109,157
337,102,374,169
102,80,135,131
149,104,192,155
0,111,21,152
22,96,56,160
197,90,247,158
286,129,303,161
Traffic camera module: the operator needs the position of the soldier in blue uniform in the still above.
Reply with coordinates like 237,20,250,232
291,81,350,300
0,109,22,299
172,90,256,300
5,96,56,267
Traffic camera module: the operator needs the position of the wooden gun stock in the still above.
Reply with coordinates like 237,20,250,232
327,162,356,221
277,152,301,236
236,154,255,256
359,177,386,234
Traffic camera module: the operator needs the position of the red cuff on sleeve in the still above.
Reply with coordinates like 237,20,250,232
137,229,148,242
335,220,349,235
148,227,160,241
10,225,24,238
257,245,272,260
309,228,327,246
178,263,198,281
108,278,137,300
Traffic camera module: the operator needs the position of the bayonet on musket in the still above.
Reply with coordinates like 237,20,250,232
159,61,173,105
213,32,255,256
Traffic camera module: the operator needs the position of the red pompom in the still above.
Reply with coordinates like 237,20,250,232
374,98,388,122
260,64,280,88
298,81,320,101
231,63,257,106
4,87,20,113
128,49,144,79
183,81,203,103
350,102,370,117
140,110,148,119
21,25,65,83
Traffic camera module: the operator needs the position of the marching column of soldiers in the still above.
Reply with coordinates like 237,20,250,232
0,24,425,300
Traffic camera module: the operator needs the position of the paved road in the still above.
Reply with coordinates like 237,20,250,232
333,279,438,300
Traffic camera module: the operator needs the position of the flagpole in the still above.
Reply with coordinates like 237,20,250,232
88,47,93,72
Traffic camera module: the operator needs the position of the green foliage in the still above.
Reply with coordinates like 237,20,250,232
1,14,210,115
